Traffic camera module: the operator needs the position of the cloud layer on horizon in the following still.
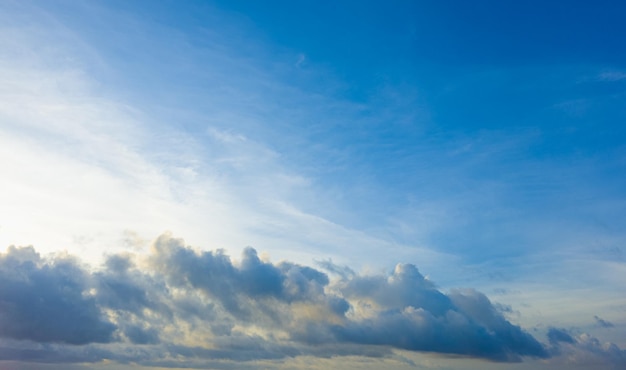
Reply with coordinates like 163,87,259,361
0,234,623,369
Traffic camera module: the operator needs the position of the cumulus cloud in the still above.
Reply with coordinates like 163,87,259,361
547,327,626,369
0,233,620,368
0,246,115,345
325,265,546,362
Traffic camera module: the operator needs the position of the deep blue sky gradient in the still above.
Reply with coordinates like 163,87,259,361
83,0,626,263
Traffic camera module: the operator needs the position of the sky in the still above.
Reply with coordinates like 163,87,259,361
1,0,625,369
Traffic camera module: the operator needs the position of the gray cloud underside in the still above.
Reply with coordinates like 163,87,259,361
0,234,622,368
546,327,626,368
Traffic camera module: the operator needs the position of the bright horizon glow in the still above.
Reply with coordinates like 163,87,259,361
1,1,625,369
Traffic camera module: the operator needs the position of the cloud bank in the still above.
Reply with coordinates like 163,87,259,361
3,234,620,369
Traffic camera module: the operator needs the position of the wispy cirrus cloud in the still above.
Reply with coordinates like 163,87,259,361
597,71,626,82
0,0,445,271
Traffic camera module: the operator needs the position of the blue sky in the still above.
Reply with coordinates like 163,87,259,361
1,1,625,369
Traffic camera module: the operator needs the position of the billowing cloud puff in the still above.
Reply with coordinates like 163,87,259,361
0,234,621,368
325,264,547,361
547,327,626,369
0,246,115,344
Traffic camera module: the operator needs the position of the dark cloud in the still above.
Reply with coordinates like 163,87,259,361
0,246,115,345
147,234,337,326
547,327,576,345
148,234,547,362
594,315,615,328
123,325,160,345
326,287,546,362
95,254,167,316
547,327,626,369
0,233,622,368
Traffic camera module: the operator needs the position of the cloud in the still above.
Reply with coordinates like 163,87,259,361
315,258,355,279
0,234,566,368
594,315,615,329
547,327,576,345
0,246,115,345
326,266,547,362
148,233,342,329
1,235,624,369
547,327,626,369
